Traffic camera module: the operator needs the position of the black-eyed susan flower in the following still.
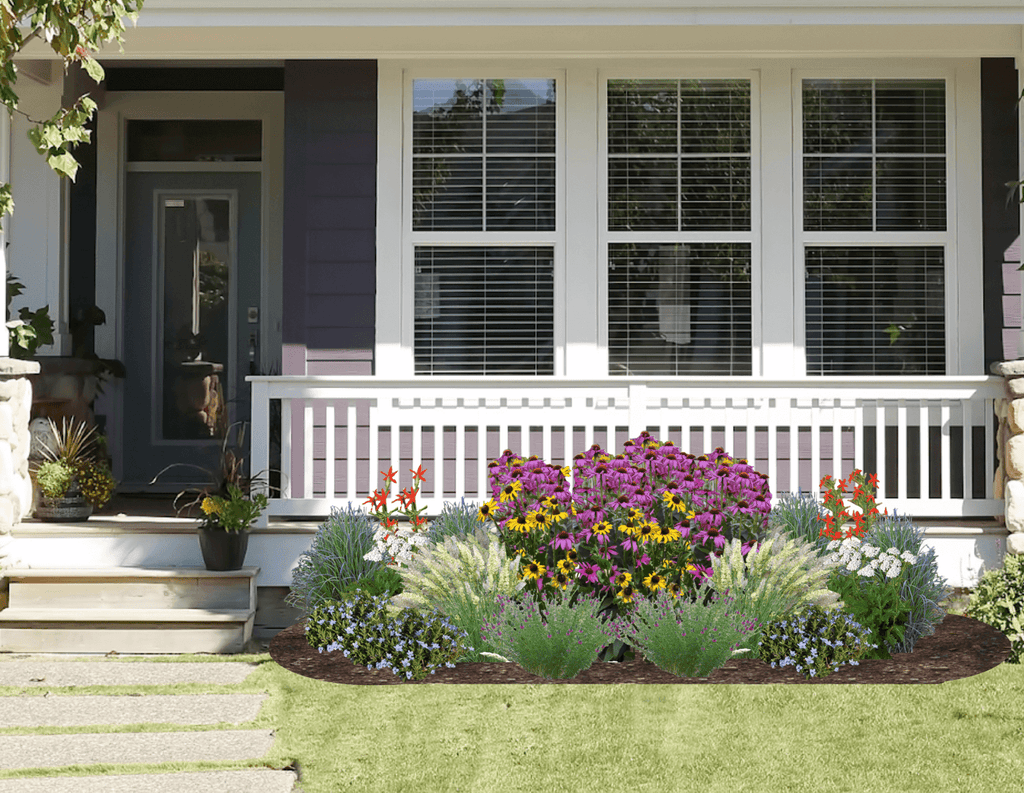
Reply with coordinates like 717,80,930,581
506,514,531,533
667,582,682,599
662,491,688,513
477,500,498,522
499,481,522,502
626,507,644,521
615,585,636,604
522,560,546,580
561,466,572,478
557,558,576,575
565,548,579,564
530,510,553,530
653,523,682,544
614,571,632,588
643,572,666,591
548,572,570,590
592,520,613,537
636,522,655,542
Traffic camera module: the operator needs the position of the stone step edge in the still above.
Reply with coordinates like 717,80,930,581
2,567,260,579
0,608,255,624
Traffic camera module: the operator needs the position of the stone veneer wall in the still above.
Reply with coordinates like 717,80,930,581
992,360,1024,557
0,358,39,570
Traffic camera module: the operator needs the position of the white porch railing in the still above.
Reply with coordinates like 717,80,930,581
248,376,1005,525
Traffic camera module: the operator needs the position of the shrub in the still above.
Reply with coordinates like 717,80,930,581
613,581,761,678
481,584,617,680
428,499,480,544
486,433,772,661
287,505,395,614
861,512,951,653
965,553,1024,664
768,491,830,556
708,523,844,622
305,591,471,680
756,604,876,678
392,527,527,661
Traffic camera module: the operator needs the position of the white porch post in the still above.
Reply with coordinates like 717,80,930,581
0,105,8,358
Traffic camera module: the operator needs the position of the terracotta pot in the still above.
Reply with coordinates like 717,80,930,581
197,525,250,571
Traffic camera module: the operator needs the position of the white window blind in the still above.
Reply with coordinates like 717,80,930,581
410,77,558,375
414,246,554,375
801,78,949,375
606,78,753,375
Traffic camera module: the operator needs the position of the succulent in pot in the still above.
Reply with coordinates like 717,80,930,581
33,417,116,521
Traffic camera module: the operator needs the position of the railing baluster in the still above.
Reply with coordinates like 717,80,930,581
368,398,378,497
433,419,443,501
962,399,974,504
920,401,930,503
455,424,466,501
941,400,952,501
477,420,488,500
831,399,842,482
810,398,821,496
767,401,779,494
853,398,864,487
303,402,314,499
896,399,907,500
346,401,356,502
875,401,886,500
325,402,335,500
280,398,292,499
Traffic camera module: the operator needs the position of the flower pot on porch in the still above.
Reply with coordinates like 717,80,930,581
197,525,250,571
34,489,93,522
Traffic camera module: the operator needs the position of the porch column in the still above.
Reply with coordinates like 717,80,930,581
993,359,1024,557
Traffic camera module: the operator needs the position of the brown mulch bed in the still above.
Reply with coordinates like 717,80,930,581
270,613,1013,685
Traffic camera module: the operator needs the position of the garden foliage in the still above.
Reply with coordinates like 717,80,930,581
428,499,480,544
287,505,400,614
768,491,830,555
756,604,876,678
613,581,760,678
966,553,1024,664
305,591,471,680
707,523,844,622
391,527,528,661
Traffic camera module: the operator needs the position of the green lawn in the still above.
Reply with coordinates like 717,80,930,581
2,595,1021,793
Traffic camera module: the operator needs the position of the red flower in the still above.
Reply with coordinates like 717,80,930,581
381,466,398,486
410,465,428,482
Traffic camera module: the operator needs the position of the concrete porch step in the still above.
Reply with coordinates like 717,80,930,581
0,568,259,654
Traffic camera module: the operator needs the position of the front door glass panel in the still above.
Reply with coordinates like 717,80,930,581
159,196,233,440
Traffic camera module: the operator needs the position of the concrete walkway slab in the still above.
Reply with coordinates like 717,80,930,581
0,729,276,770
0,693,268,727
0,661,257,688
0,769,297,793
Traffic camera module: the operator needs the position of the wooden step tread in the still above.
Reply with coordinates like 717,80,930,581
0,608,255,623
2,567,260,580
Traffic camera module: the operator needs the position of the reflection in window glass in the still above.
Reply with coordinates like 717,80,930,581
607,79,751,231
805,246,945,375
803,79,946,231
412,79,556,231
414,246,554,375
608,243,752,376
160,197,231,439
127,120,262,162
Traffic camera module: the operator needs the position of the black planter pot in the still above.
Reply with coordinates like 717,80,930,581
197,525,250,571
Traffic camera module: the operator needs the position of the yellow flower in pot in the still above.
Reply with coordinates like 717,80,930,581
33,417,116,521
195,484,269,571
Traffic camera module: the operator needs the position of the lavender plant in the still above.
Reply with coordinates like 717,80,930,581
305,591,471,681
481,584,618,680
613,580,761,678
756,604,876,678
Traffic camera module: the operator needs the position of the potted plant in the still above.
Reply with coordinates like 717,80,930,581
196,483,269,570
33,417,116,521
151,421,274,570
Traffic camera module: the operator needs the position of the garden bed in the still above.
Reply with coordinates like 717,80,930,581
270,613,1011,686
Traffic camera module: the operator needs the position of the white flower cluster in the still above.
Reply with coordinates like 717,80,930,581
824,536,917,580
363,522,432,567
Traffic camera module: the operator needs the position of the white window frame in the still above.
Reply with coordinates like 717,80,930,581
376,59,982,379
379,64,566,377
598,67,762,376
792,61,982,376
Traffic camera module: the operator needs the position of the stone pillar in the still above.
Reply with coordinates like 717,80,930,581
993,360,1024,557
0,358,39,569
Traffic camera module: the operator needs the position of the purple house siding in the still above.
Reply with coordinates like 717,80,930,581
282,60,377,377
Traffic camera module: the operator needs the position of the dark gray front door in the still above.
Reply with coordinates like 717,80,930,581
122,171,261,489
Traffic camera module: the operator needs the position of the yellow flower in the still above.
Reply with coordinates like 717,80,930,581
643,572,666,591
200,497,221,516
561,466,572,477
556,558,576,574
614,571,632,588
522,560,546,580
499,481,522,503
477,500,498,522
615,586,635,604
653,524,682,544
662,491,688,513
529,510,553,530
506,514,532,534
548,572,570,591
636,522,655,542
591,521,613,536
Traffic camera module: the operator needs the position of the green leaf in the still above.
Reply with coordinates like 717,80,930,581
80,54,104,84
46,150,79,180
0,182,13,218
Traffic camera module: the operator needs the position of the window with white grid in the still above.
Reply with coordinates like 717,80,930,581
605,78,754,375
409,77,557,374
801,78,948,375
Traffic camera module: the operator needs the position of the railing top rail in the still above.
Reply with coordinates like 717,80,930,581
248,374,1005,398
